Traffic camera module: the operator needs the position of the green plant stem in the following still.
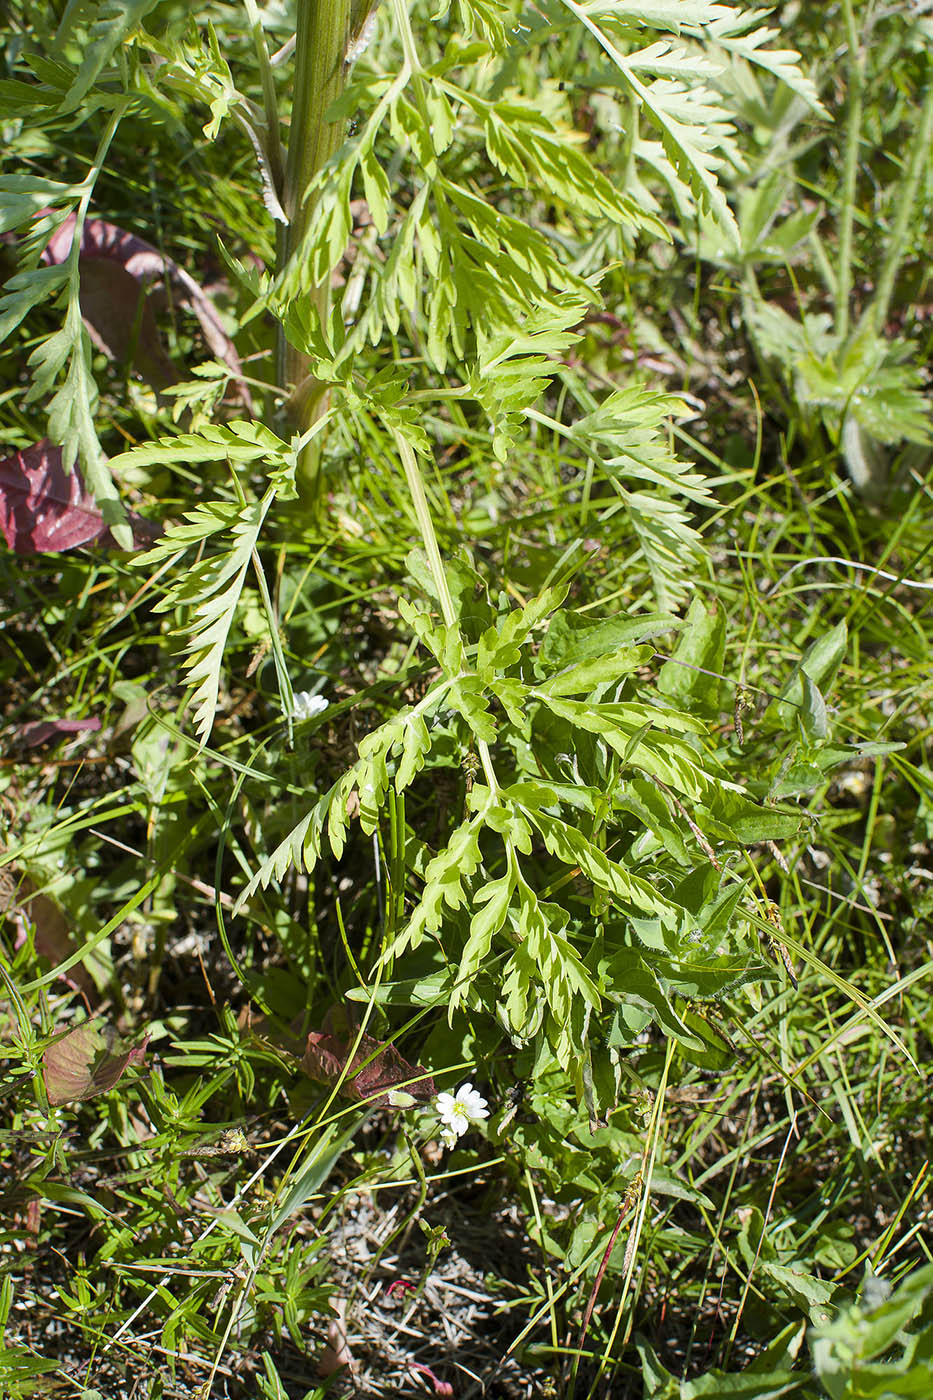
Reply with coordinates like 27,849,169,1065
863,72,933,339
277,0,354,504
836,0,863,345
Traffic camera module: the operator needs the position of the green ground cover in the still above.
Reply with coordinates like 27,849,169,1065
1,1,932,1396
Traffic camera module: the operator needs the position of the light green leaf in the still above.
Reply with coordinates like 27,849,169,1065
150,495,274,744
60,0,162,114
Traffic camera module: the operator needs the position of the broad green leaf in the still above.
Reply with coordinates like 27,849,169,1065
541,610,679,667
682,1368,805,1398
658,597,726,714
758,1260,835,1322
604,950,707,1049
767,621,847,731
537,647,650,696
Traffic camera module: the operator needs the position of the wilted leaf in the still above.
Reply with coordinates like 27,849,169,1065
42,213,252,408
0,442,153,553
42,1021,148,1106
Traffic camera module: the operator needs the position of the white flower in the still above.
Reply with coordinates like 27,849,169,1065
434,1082,489,1142
292,690,328,720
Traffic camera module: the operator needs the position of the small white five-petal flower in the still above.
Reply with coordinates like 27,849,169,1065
292,690,329,720
434,1082,489,1144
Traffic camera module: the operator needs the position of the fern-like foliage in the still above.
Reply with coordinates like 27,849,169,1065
270,0,819,353
141,498,269,745
238,571,801,1067
58,0,162,113
124,423,298,744
538,378,715,609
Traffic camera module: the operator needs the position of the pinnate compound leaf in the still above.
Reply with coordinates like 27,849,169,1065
513,882,601,1064
528,809,681,919
43,1021,148,1105
234,787,335,912
58,0,162,113
116,423,294,503
382,812,485,963
435,0,507,48
708,12,826,116
584,28,738,239
0,174,76,234
450,868,517,1015
465,87,662,234
396,711,432,790
147,494,274,744
0,264,69,345
24,294,133,547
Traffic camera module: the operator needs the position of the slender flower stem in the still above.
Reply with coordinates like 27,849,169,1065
836,0,863,346
393,430,457,628
863,72,933,340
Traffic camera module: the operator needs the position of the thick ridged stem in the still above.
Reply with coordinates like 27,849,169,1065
277,0,354,505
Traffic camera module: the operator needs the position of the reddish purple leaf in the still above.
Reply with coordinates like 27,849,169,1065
42,214,253,409
301,1026,435,1109
42,1021,149,1106
0,442,153,553
20,716,101,748
409,1364,454,1396
316,1298,354,1380
0,870,97,1004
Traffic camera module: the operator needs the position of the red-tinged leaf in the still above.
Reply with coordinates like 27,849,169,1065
19,716,101,748
317,1297,354,1379
0,442,154,553
42,213,253,408
69,256,178,391
410,1363,454,1396
0,870,97,1003
300,1027,435,1109
42,1021,149,1106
